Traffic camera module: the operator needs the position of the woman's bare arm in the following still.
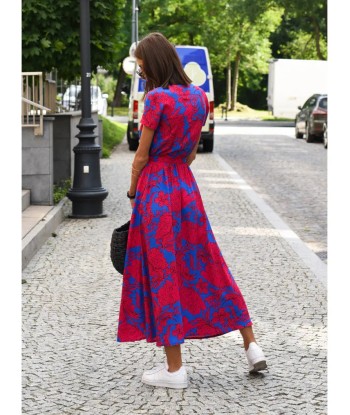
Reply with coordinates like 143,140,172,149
186,137,200,166
128,125,155,196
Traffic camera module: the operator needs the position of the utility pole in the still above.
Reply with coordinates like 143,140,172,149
132,0,136,44
132,0,139,45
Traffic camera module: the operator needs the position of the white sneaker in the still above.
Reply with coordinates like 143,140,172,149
142,364,188,389
143,362,168,376
245,342,267,374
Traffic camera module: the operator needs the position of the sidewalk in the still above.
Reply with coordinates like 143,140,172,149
22,136,327,415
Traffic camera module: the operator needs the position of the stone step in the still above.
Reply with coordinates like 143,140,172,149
22,189,31,212
22,199,69,270
22,205,54,239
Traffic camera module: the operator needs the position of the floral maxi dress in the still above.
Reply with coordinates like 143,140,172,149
117,84,252,347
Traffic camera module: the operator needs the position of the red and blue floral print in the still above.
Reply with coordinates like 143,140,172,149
117,84,252,347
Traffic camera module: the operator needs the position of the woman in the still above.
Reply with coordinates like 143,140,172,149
117,32,267,389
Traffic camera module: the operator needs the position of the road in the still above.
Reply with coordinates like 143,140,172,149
207,119,327,263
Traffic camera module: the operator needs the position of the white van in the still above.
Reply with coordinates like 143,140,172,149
127,45,215,152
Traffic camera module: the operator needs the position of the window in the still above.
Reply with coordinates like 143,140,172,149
302,97,314,109
308,97,317,108
319,97,328,109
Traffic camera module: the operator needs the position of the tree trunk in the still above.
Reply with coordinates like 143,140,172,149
312,17,325,60
226,53,232,111
113,59,127,107
231,52,241,111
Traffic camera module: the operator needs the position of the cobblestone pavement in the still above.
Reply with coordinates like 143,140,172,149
214,120,327,263
22,136,327,414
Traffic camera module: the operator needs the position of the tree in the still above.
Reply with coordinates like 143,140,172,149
137,0,284,109
201,0,283,110
137,0,207,44
136,0,327,110
22,0,126,80
110,2,135,108
272,0,327,60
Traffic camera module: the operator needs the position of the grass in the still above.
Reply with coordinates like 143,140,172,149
107,106,129,116
215,102,294,122
259,115,294,121
100,116,127,158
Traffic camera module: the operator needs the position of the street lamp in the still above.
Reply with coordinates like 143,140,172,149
67,0,108,218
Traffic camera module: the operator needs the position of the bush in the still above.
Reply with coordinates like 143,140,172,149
100,116,127,158
53,179,72,204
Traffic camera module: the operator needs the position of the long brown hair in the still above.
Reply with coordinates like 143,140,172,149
134,32,192,95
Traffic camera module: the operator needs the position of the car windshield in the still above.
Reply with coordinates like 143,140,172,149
319,97,327,109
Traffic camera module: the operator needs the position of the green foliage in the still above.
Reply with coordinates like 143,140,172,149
205,0,283,108
138,0,207,45
92,73,117,106
22,0,328,110
272,0,327,60
279,31,327,60
138,0,284,108
22,0,127,80
100,116,127,158
53,179,72,204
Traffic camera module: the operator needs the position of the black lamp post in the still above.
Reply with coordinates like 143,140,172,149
67,0,108,218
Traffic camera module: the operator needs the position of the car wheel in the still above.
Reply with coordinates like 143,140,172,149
202,138,214,152
127,124,132,141
323,126,328,149
295,125,303,139
305,123,314,143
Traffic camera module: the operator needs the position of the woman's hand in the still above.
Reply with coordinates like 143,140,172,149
130,199,135,209
186,137,200,166
186,154,195,166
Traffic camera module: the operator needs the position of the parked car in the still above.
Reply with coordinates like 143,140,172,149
295,93,327,142
62,85,108,116
323,122,328,149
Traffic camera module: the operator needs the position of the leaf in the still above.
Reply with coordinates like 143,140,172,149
41,38,51,48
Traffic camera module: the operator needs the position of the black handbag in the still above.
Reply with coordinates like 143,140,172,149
110,220,130,275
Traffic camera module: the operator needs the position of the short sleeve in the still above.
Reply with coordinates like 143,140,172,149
141,90,162,131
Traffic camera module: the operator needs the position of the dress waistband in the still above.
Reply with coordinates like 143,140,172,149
148,156,187,164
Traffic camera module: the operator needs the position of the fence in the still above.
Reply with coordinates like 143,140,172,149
22,72,52,136
22,71,109,135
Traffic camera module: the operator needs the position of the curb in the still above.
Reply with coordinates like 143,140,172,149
213,153,327,286
22,197,70,270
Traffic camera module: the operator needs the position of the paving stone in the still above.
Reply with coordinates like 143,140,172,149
22,136,327,414
214,121,327,262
